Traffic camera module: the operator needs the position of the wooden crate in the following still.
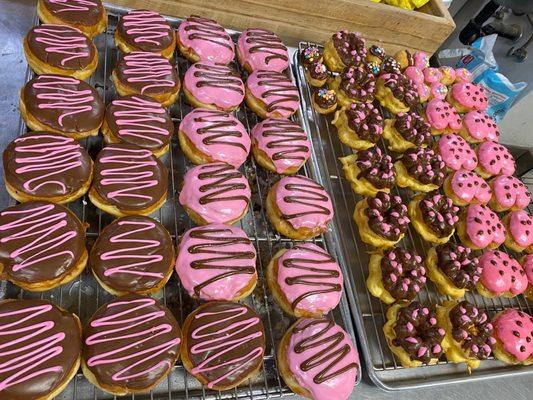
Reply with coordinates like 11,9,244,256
106,0,455,55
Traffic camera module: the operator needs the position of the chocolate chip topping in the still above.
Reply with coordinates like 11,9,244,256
338,66,376,102
331,30,367,67
392,302,445,364
356,147,396,189
313,88,337,108
418,191,460,237
379,72,419,107
365,192,410,241
449,300,495,360
435,242,481,289
401,148,445,186
394,112,432,146
308,62,328,80
381,248,426,301
346,102,383,142
380,56,401,74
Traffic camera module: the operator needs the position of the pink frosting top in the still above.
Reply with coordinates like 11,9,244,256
404,66,423,84
179,162,251,224
251,118,310,174
287,319,359,400
184,61,244,109
523,254,533,286
464,204,505,248
493,309,533,362
423,67,442,84
413,51,429,69
477,141,516,176
277,243,343,313
175,223,257,300
479,250,526,296
449,170,491,204
177,16,235,64
490,175,531,210
508,210,533,247
454,68,472,83
274,175,334,230
437,133,477,171
246,70,300,118
429,82,448,100
424,98,462,131
462,110,499,142
179,108,250,168
237,28,289,72
451,82,488,111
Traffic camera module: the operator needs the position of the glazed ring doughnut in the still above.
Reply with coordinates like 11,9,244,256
395,148,446,192
456,204,505,250
332,102,383,150
477,250,527,298
323,30,366,72
491,309,533,365
382,111,432,153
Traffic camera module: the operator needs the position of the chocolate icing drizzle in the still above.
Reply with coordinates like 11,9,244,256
365,192,410,241
258,118,310,162
183,16,233,50
278,176,332,221
401,148,445,186
356,147,396,189
192,62,244,94
338,66,376,102
418,191,459,237
381,248,426,301
379,72,419,107
394,112,432,146
255,70,299,114
331,30,366,67
192,109,248,151
435,243,481,290
243,28,288,65
196,162,250,205
345,102,383,143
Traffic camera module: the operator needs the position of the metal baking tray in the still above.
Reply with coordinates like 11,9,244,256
0,5,363,400
293,40,533,391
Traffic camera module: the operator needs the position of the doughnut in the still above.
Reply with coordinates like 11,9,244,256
408,191,459,244
115,9,175,59
37,0,107,38
301,46,323,68
425,242,481,298
102,94,173,157
332,102,383,150
380,56,401,74
492,309,532,365
20,74,104,139
305,62,329,87
237,28,289,73
175,223,257,301
439,66,456,85
457,204,505,250
393,49,414,71
179,162,251,225
375,72,419,114
428,82,448,101
367,248,426,304
476,250,526,298
24,24,97,79
443,169,491,207
278,318,359,400
311,87,337,115
178,108,250,168
340,148,396,196
3,131,93,204
521,254,533,299
354,192,410,249
459,110,499,143
434,133,477,172
183,61,244,111
0,201,87,291
266,175,333,240
383,302,444,368
404,66,429,102
0,299,82,400
395,148,446,192
82,295,181,395
423,67,443,85
323,30,366,72
475,141,516,178
488,174,530,212
423,98,462,135
89,143,168,217
413,51,430,69
329,66,376,106
503,210,533,252
181,301,265,390
447,82,488,113
364,60,382,76
112,51,180,107
245,70,300,119
454,68,472,83
366,44,386,65
267,243,343,318
436,300,495,369
382,111,432,153
89,215,175,296
250,118,310,174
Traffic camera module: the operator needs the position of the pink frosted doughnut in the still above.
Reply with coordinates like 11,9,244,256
447,170,491,205
184,61,244,110
476,141,515,177
413,51,429,69
424,98,462,133
439,66,456,84
423,67,443,84
175,223,257,300
462,110,500,143
436,133,478,171
428,82,448,100
479,250,527,297
454,68,472,83
493,309,533,363
404,66,424,84
462,204,505,249
450,82,488,111
285,318,359,400
179,162,251,224
179,108,250,168
507,210,533,249
177,16,235,64
522,254,533,291
237,28,289,73
246,70,300,118
489,175,531,211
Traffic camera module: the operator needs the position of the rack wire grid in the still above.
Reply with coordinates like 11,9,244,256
0,6,361,400
294,41,533,391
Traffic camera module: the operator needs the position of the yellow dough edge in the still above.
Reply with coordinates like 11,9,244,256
339,154,390,197
111,70,179,108
366,253,396,304
88,186,167,218
354,199,402,249
323,38,347,73
114,28,176,60
332,108,375,150
395,160,439,192
425,247,466,298
382,118,420,153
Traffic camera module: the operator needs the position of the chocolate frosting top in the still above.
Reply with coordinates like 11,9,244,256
365,192,409,241
394,112,432,146
356,147,396,189
331,30,366,66
381,248,426,301
41,0,105,26
0,201,86,284
89,215,174,293
22,74,105,134
105,94,173,151
435,242,481,289
184,301,265,389
379,72,419,107
313,88,337,108
338,66,376,102
117,9,174,52
401,148,445,186
308,62,328,80
345,102,383,142
418,191,459,237
0,299,81,400
92,143,168,211
84,295,181,391
3,131,93,199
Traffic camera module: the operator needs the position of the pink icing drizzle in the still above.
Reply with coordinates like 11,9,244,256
47,0,97,12
464,204,505,248
462,110,499,142
493,309,533,362
423,67,442,84
120,51,176,94
32,24,90,67
246,70,300,118
479,250,526,296
437,133,477,171
451,82,488,110
477,141,515,176
237,28,288,72
490,175,530,210
508,210,533,247
424,98,462,131
121,10,172,46
450,170,491,204
179,108,249,168
522,254,533,286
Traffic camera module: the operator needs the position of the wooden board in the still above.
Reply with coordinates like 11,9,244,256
106,0,455,55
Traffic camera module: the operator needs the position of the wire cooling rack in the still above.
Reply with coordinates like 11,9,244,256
293,41,533,391
0,6,361,400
